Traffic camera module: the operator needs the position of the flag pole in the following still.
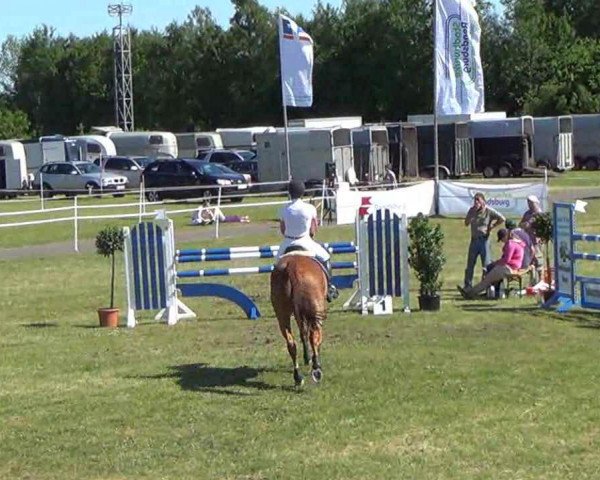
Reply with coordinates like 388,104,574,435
282,103,292,180
433,0,440,215
278,14,292,181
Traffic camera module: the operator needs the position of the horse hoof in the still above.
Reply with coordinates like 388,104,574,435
294,371,304,387
311,368,323,383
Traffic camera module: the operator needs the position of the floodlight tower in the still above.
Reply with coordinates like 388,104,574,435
108,3,134,131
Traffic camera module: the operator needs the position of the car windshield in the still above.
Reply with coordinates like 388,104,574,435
77,163,101,174
196,162,236,176
134,157,153,168
236,151,256,161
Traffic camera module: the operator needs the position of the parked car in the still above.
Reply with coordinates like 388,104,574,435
196,149,259,182
33,161,128,196
142,158,249,202
93,155,153,188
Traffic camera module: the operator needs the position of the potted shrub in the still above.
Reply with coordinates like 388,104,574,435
531,211,553,299
408,213,446,311
95,225,125,327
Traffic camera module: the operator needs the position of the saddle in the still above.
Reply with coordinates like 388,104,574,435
281,246,329,278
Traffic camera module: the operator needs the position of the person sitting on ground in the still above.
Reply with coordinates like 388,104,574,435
277,179,338,302
458,228,525,299
192,201,250,225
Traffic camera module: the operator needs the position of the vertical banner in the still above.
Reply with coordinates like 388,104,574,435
278,14,314,107
435,0,485,114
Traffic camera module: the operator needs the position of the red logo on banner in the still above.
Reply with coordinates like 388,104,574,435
358,196,372,217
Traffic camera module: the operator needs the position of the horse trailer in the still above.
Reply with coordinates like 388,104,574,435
21,136,86,173
175,132,223,157
216,127,275,150
351,126,389,182
256,127,354,186
571,114,600,170
467,116,535,177
385,123,419,179
106,131,178,158
532,116,573,171
0,141,28,197
72,135,117,162
415,122,473,178
287,116,363,129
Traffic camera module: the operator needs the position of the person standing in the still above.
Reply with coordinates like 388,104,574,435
277,179,338,302
463,192,505,288
383,164,398,188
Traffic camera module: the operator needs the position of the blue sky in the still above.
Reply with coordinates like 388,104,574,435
0,1,344,42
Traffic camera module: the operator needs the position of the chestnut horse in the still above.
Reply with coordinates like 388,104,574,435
270,253,328,386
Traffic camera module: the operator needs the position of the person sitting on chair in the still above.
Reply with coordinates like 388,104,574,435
458,228,525,299
277,179,339,302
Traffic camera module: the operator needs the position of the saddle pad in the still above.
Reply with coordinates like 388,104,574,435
280,251,315,258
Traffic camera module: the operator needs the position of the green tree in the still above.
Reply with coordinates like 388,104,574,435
0,106,31,139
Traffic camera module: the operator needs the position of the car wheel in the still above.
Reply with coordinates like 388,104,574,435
498,164,513,178
482,166,496,178
536,161,550,170
202,189,213,201
146,190,161,202
85,182,99,195
230,196,244,203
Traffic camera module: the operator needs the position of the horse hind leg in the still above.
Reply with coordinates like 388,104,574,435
309,320,324,383
277,313,304,387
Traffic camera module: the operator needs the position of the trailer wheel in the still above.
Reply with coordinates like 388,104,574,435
584,158,599,170
482,166,496,178
498,164,513,178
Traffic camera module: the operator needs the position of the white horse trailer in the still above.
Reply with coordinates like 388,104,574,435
72,135,117,162
22,136,85,174
256,127,354,186
107,131,178,158
287,117,363,129
216,127,275,150
175,132,223,158
0,141,28,197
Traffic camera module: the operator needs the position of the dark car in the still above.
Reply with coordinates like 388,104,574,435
196,149,259,182
142,158,248,202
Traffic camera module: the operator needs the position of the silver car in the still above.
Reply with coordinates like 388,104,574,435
34,161,128,196
93,156,152,189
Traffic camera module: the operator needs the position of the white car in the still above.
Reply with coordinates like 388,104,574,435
34,161,128,196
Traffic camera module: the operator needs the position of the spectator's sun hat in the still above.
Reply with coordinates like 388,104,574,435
527,194,540,204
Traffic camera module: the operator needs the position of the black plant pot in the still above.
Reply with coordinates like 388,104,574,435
418,294,441,311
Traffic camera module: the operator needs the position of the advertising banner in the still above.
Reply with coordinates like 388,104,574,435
553,203,575,299
438,181,548,217
435,0,485,114
335,181,436,225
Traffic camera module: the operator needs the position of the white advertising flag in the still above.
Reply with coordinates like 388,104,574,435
435,0,485,114
279,14,314,107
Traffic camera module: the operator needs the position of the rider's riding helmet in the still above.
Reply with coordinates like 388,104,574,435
288,179,305,200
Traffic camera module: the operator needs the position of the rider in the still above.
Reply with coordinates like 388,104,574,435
277,179,339,302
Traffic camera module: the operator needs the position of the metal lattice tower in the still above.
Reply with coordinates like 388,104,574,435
108,3,134,131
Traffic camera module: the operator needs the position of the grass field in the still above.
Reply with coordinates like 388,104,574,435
1,175,600,479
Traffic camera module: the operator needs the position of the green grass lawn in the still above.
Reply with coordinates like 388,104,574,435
1,196,600,479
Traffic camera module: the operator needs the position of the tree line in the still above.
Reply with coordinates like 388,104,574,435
0,0,599,139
